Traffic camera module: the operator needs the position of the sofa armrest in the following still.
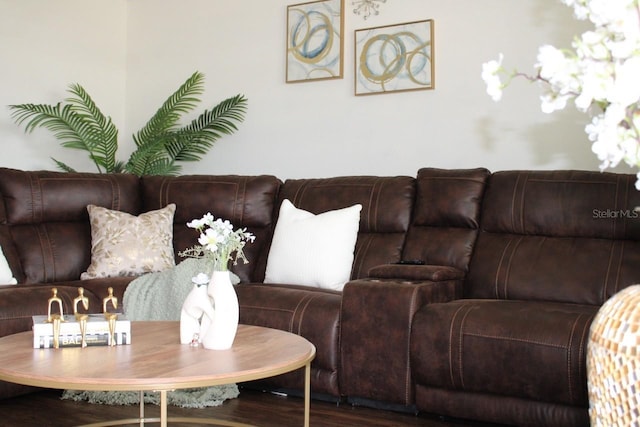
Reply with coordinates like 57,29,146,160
368,264,465,282
340,277,463,407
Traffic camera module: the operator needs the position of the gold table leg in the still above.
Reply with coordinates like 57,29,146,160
78,380,307,427
139,391,144,426
304,362,310,427
160,390,168,427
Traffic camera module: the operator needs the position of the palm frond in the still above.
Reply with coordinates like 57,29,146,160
112,160,127,174
9,89,118,173
10,103,70,134
51,158,77,173
9,103,106,172
66,84,118,172
124,138,180,176
166,94,248,163
132,71,205,150
10,71,245,176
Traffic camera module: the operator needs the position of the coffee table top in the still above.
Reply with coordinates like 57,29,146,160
0,322,316,392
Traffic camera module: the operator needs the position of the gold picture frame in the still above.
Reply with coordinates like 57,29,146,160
286,0,345,83
355,19,435,95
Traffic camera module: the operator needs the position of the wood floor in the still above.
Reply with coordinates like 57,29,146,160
0,387,505,427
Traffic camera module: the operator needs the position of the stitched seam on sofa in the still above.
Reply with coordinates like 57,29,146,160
368,179,381,233
292,295,315,335
463,332,569,349
493,236,521,299
448,303,474,389
504,235,525,299
291,181,308,207
160,177,170,207
614,174,623,238
518,173,530,234
288,294,313,333
36,224,54,282
404,285,421,404
229,177,243,225
423,176,487,183
237,177,247,225
528,178,614,185
608,240,624,301
493,240,512,298
293,181,376,208
109,175,118,210
238,305,295,320
508,173,522,233
600,241,624,305
352,234,373,279
29,173,42,223
621,174,633,239
565,313,583,403
576,312,594,404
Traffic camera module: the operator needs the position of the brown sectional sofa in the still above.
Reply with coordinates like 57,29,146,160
0,166,639,426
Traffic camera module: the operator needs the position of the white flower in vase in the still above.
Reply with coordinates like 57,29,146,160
481,0,640,188
179,213,255,349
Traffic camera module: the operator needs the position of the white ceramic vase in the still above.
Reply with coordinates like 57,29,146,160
179,283,214,345
201,270,239,350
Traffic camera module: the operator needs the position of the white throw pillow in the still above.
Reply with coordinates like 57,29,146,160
264,199,362,291
0,245,17,285
81,204,176,280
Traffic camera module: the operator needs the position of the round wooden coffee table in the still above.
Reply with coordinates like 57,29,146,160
0,321,316,427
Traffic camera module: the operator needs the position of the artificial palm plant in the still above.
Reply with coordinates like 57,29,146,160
9,71,247,176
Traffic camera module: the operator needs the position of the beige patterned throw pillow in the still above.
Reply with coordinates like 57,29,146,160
81,204,176,280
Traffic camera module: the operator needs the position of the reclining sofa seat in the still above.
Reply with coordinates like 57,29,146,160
0,169,282,399
236,175,415,399
340,167,491,409
410,170,640,427
0,168,143,397
0,169,142,333
140,174,281,284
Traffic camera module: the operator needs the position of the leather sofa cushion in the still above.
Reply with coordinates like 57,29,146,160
467,232,640,305
411,299,595,407
276,176,415,279
140,174,281,283
402,168,490,271
0,168,141,284
467,170,640,305
237,283,341,396
480,170,640,239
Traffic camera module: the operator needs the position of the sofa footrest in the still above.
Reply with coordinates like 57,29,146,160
415,384,590,427
411,299,596,425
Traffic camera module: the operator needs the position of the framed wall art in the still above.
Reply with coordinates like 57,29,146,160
355,19,435,96
286,0,344,83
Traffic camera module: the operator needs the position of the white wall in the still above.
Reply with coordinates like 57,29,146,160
1,0,622,179
0,0,127,173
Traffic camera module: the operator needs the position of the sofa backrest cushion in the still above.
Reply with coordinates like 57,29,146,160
466,170,640,305
141,174,281,283
403,167,490,271
0,168,141,284
274,176,415,280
